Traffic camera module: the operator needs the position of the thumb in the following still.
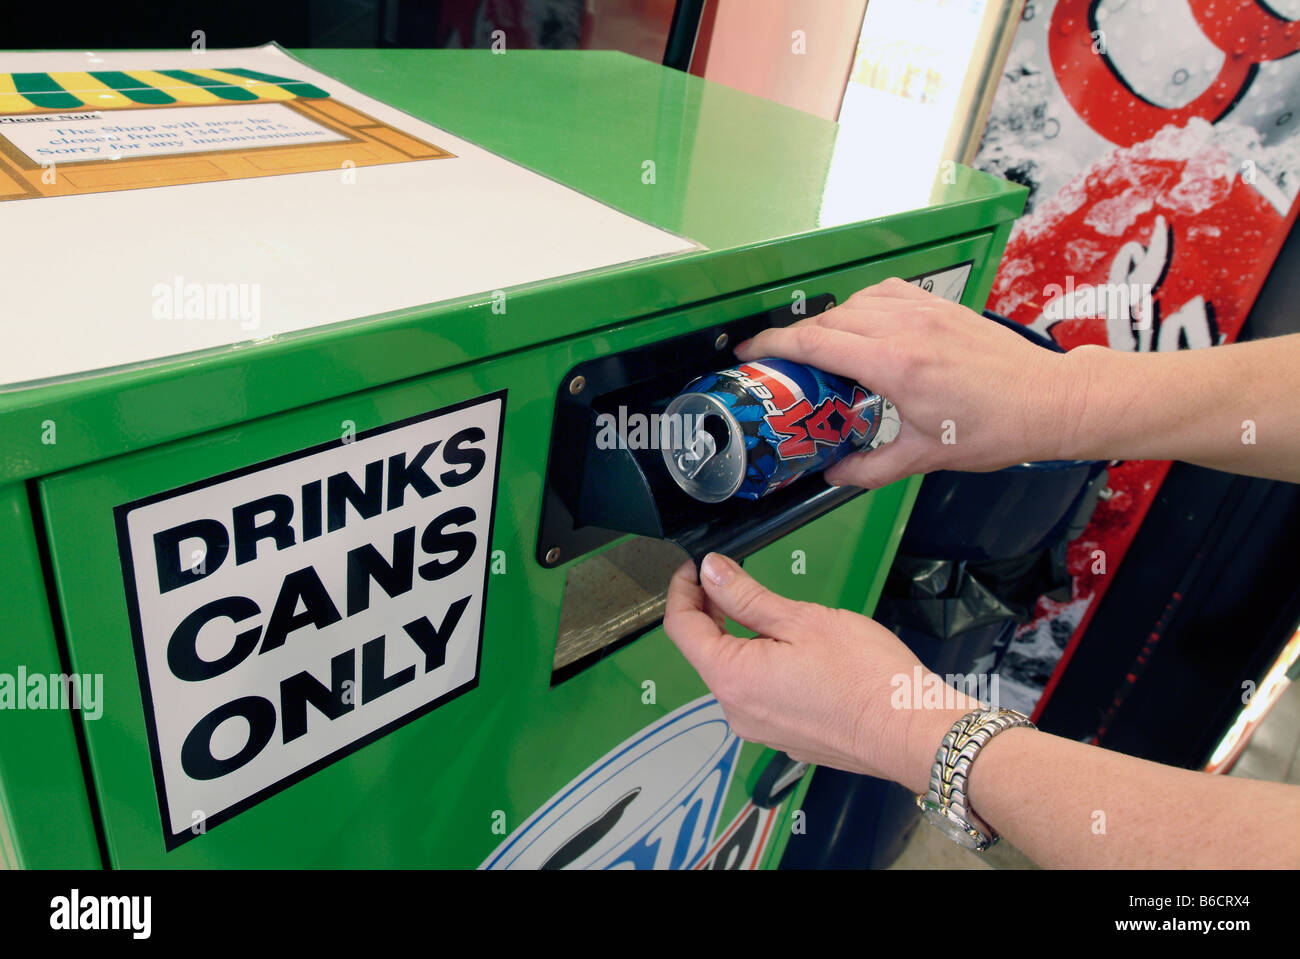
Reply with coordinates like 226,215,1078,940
823,430,926,489
699,553,802,639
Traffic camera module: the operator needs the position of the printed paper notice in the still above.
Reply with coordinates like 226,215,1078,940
0,45,700,387
0,104,348,164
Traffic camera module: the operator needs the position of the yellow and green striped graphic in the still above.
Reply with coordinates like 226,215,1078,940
0,67,330,113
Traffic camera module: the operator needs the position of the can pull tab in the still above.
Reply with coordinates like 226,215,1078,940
675,428,717,480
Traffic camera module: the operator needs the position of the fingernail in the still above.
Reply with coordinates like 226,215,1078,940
733,338,752,354
701,553,736,586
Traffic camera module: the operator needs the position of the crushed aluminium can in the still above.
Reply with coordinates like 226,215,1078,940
660,358,900,503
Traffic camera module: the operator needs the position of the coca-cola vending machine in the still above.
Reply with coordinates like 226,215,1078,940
972,0,1300,769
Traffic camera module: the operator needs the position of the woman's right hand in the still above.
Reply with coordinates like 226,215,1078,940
733,277,1094,489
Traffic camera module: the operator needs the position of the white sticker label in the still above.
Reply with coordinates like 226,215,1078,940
116,392,505,848
908,262,973,303
0,103,347,163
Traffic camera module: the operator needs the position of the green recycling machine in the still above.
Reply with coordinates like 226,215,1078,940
0,46,1025,868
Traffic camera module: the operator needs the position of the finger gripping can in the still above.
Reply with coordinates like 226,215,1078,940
661,358,900,502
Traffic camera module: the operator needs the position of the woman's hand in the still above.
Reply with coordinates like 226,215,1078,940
734,277,1091,489
664,558,1300,870
663,552,980,792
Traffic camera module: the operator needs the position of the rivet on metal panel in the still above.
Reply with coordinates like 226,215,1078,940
568,375,586,395
714,333,729,350
545,547,562,564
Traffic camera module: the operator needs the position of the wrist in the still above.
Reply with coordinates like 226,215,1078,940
899,694,983,794
1052,343,1117,462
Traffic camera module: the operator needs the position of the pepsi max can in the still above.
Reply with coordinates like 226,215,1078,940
661,358,900,503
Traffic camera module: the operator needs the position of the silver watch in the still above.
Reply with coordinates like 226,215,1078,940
915,707,1035,852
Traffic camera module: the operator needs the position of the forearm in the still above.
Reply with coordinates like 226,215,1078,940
902,704,1300,868
1061,336,1300,482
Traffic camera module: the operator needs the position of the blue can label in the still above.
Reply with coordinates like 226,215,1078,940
682,359,887,499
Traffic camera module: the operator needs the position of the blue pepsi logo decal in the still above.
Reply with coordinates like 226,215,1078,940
693,801,781,870
482,696,748,870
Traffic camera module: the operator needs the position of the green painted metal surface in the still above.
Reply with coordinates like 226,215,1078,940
0,49,1025,868
0,484,102,868
0,50,1023,484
